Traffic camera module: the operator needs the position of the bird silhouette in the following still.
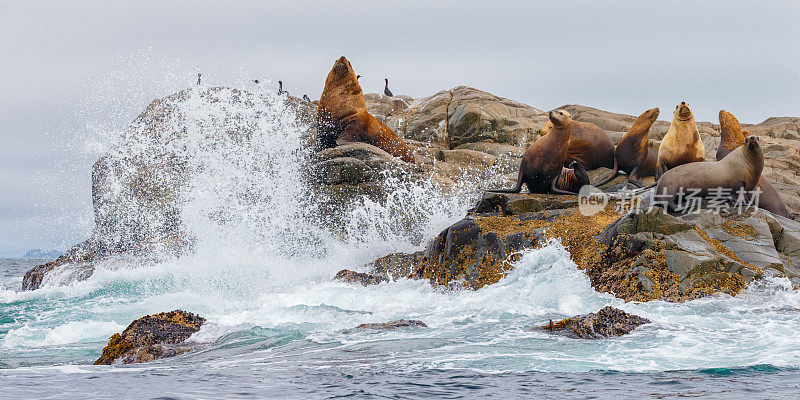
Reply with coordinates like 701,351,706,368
303,95,311,102
384,78,393,97
197,73,202,85
356,75,362,80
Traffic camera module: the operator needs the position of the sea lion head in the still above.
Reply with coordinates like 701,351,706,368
548,109,572,128
331,56,357,82
745,135,762,154
643,107,660,122
742,135,764,186
673,101,693,121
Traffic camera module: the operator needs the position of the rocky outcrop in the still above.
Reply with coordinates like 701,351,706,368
95,310,205,365
592,207,800,302
25,84,800,292
536,306,650,339
339,190,800,302
370,86,546,148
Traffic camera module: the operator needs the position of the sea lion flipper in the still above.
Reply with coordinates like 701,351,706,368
551,163,587,195
594,158,621,187
550,177,577,195
655,159,669,181
627,164,646,188
490,168,525,193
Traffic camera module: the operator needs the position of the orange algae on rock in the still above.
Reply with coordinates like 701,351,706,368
95,310,205,365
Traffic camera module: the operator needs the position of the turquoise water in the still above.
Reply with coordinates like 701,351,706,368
3,248,800,398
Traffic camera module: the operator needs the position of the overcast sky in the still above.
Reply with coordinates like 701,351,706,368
1,1,798,256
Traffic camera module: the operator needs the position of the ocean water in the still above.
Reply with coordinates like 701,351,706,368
2,81,800,399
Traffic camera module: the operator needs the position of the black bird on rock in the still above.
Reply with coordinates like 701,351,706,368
384,78,393,97
303,94,311,102
197,73,202,85
278,80,288,96
356,75,362,80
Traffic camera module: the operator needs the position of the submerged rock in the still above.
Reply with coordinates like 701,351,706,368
355,320,428,330
95,310,205,365
536,306,650,339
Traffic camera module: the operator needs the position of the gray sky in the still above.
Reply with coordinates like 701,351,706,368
1,0,798,256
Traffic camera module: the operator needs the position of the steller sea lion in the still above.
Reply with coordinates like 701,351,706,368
716,110,789,217
317,57,415,162
654,136,763,213
540,119,615,170
492,110,588,194
717,110,747,161
595,107,660,188
656,101,705,179
554,162,590,194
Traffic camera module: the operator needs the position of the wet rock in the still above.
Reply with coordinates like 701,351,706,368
371,251,424,280
334,269,387,286
537,306,650,339
355,320,428,330
95,310,205,365
593,207,800,302
334,251,425,286
410,216,539,289
470,192,578,216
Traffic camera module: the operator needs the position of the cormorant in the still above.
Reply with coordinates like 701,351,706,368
303,94,311,102
384,78,393,97
197,73,202,85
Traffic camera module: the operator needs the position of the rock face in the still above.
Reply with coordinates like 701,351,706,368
593,207,800,302
95,310,205,365
537,306,650,339
370,86,546,148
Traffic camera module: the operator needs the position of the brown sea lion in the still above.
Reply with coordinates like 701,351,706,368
554,162,590,193
493,110,588,194
656,101,705,179
540,119,615,170
654,136,763,213
595,107,660,188
716,110,747,161
317,56,415,163
716,110,789,217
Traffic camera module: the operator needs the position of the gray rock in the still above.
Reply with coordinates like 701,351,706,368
536,306,650,339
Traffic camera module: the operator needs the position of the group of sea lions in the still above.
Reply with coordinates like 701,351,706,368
315,56,788,217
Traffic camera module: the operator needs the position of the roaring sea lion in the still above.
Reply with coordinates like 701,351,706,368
493,110,588,194
317,57,415,162
595,107,660,187
540,119,615,170
716,110,789,217
654,136,763,213
656,101,705,179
